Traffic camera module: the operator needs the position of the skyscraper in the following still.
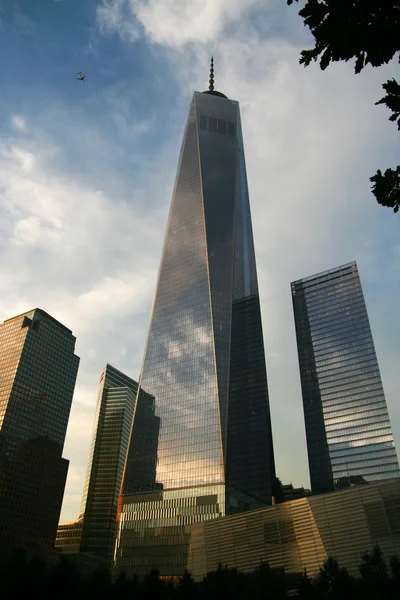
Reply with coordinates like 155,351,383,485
291,262,400,495
79,365,137,564
115,61,276,577
0,308,79,557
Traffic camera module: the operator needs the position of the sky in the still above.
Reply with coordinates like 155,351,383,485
0,0,399,523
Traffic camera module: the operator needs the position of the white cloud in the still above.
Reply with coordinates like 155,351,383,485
10,146,35,172
133,0,260,47
96,0,140,42
11,115,27,131
96,0,264,47
13,215,61,245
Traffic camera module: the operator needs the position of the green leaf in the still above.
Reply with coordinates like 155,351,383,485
376,79,400,129
370,166,400,213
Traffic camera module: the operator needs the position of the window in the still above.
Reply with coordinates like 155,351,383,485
199,115,208,131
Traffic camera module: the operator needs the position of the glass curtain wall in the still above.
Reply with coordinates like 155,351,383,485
292,262,400,494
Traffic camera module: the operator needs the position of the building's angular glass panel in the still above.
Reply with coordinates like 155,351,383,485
226,294,276,503
116,88,276,578
122,388,160,493
232,110,258,300
123,98,223,494
196,92,238,451
292,262,400,494
226,109,275,504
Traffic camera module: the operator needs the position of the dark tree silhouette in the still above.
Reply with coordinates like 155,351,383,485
287,0,400,213
370,166,400,213
298,568,317,600
358,545,390,600
376,79,400,130
313,556,355,600
2,548,48,598
390,553,400,582
141,568,172,600
47,555,82,600
113,570,141,599
248,561,287,599
2,546,400,599
82,566,112,600
200,563,247,600
175,569,198,600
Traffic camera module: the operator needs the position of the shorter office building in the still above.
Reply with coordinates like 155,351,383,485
55,520,83,556
291,262,400,494
280,482,311,503
57,365,137,569
79,365,137,563
0,433,69,559
0,308,79,559
187,479,400,590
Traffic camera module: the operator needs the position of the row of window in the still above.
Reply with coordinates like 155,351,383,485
319,374,382,394
315,354,378,375
331,454,398,471
333,462,399,478
307,302,367,329
328,434,394,451
199,114,235,136
327,429,393,445
325,413,390,433
311,328,374,353
321,382,383,403
311,318,370,341
318,365,380,388
323,397,387,418
304,286,364,315
326,420,392,438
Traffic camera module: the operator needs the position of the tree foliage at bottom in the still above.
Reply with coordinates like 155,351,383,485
1,544,400,599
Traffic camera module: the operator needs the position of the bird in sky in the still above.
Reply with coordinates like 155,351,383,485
77,72,86,83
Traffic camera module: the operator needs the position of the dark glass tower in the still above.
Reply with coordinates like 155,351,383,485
291,262,400,495
79,365,137,564
115,65,276,577
0,308,79,558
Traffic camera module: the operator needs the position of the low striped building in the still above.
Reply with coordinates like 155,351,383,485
187,479,400,587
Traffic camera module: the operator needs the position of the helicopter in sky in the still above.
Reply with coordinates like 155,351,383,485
77,72,86,83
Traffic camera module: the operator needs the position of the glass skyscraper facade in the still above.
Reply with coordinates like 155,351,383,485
291,262,400,495
115,79,276,577
0,308,79,557
79,364,137,564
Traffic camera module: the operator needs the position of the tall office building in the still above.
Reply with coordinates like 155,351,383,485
79,365,137,564
0,308,79,557
115,61,276,577
291,262,400,495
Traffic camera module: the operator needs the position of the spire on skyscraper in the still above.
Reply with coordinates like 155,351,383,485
204,55,227,99
209,56,214,91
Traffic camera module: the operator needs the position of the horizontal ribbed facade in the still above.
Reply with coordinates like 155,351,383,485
55,521,83,555
291,262,399,494
187,479,400,589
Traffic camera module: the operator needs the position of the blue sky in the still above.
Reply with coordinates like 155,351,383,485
1,0,399,523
